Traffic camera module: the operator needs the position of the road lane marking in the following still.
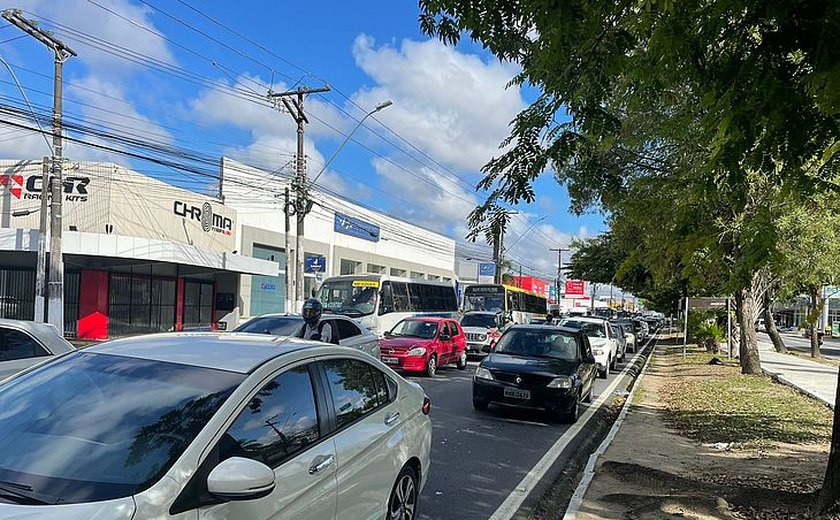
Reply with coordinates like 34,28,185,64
487,332,659,520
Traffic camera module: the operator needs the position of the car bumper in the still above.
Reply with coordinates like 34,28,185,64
472,379,577,413
380,354,428,372
466,342,491,355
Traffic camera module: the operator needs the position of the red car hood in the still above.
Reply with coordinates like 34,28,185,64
379,336,434,352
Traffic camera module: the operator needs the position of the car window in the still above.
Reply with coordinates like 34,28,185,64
334,318,362,341
221,365,320,468
233,316,302,336
0,328,50,362
460,313,498,328
389,319,438,339
560,320,607,338
323,359,382,428
368,364,395,406
578,336,588,360
494,329,578,361
450,321,461,337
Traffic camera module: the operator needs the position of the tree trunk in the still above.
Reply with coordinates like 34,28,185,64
763,290,787,354
811,285,822,359
817,367,840,515
735,288,761,374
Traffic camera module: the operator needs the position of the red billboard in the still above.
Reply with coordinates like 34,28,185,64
565,280,586,298
513,276,550,299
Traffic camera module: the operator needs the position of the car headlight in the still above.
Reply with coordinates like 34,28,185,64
407,346,427,357
592,348,604,355
547,376,573,389
475,367,494,381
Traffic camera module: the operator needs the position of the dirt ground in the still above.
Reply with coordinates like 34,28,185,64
575,341,834,520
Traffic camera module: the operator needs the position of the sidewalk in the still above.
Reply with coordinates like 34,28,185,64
758,341,838,409
569,341,834,520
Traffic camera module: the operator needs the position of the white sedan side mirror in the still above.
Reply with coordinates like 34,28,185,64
207,457,275,501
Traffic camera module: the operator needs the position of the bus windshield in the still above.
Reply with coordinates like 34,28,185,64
464,286,506,313
318,279,379,317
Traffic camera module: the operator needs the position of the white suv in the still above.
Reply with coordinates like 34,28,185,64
559,317,619,378
0,333,431,520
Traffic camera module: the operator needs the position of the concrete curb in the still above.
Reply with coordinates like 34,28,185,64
763,369,835,410
561,331,663,520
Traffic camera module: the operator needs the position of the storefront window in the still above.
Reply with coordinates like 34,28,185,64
109,273,177,337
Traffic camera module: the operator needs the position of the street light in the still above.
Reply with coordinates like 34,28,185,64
308,100,393,187
12,208,39,218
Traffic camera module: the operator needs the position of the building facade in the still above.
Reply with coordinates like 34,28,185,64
220,159,457,318
0,159,276,339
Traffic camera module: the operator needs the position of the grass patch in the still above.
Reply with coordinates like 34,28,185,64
658,348,833,446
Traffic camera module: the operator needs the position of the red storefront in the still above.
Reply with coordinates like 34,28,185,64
512,276,551,299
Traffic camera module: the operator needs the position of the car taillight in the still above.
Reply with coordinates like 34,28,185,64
422,395,431,415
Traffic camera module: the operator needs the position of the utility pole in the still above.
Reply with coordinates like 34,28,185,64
3,10,76,330
34,158,49,321
283,187,292,313
268,85,330,311
550,247,570,307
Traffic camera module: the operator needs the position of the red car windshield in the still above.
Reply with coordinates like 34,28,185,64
390,320,438,339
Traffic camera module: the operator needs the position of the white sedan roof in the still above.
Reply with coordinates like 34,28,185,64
88,333,321,374
560,317,608,325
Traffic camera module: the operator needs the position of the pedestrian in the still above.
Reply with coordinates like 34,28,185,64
545,313,554,326
296,298,337,344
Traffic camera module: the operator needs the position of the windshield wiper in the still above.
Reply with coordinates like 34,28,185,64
0,481,50,505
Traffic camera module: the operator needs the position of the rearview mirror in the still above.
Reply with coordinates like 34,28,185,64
383,330,393,338
207,457,275,502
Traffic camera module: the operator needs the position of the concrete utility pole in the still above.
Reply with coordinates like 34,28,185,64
3,9,76,330
283,187,292,313
35,158,49,321
268,85,330,311
550,247,570,306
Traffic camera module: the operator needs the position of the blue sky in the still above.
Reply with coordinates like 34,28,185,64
0,0,606,278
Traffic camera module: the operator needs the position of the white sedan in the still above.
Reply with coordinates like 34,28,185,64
559,317,620,378
0,333,431,520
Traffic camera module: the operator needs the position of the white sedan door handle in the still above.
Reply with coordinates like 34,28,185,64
384,411,400,426
309,454,335,475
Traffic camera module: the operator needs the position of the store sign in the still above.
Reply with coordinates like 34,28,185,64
565,280,585,297
479,263,496,276
260,282,277,293
549,285,557,304
173,200,233,236
0,172,91,202
334,212,380,242
305,255,327,273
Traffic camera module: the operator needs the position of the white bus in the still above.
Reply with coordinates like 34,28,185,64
317,274,459,335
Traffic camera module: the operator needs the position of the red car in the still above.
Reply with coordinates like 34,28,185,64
379,317,468,377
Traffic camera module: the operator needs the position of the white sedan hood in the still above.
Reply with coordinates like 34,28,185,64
588,337,608,348
0,497,135,520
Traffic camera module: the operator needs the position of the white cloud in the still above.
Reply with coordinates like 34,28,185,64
14,0,175,73
351,34,526,172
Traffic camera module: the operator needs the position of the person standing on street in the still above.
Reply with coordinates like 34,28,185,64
297,298,336,344
545,313,555,326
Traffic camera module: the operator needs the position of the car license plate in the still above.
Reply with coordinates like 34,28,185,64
504,387,530,400
381,356,399,365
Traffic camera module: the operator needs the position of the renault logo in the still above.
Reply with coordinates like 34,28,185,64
515,376,522,385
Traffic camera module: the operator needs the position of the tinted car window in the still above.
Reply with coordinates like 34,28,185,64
334,319,362,340
460,313,498,328
389,319,438,339
221,365,320,468
0,328,49,361
323,359,381,428
368,365,393,406
233,316,302,336
561,320,607,338
494,330,578,361
0,352,243,504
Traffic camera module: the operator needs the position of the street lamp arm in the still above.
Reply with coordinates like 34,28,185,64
308,100,392,188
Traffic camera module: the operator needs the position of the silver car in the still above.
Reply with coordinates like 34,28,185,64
233,313,380,358
0,319,74,380
0,333,432,519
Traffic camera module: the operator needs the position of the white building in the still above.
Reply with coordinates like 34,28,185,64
220,158,457,318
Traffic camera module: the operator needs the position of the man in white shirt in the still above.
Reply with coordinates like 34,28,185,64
298,298,336,344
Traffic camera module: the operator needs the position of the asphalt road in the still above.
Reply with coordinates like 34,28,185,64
759,331,840,359
402,346,643,520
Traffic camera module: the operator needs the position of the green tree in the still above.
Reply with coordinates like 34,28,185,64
419,0,840,510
